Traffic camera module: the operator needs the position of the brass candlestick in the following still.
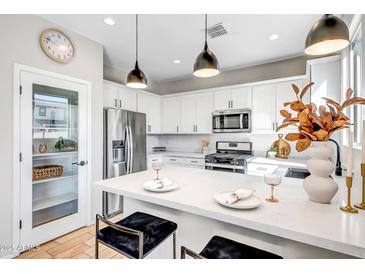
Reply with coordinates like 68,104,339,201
355,163,365,210
340,176,358,213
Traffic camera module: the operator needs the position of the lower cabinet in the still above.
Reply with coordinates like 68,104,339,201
147,155,205,169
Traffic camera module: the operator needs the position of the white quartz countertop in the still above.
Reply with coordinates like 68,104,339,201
93,166,365,258
147,151,206,159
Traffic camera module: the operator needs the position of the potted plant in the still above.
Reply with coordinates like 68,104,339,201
277,82,365,203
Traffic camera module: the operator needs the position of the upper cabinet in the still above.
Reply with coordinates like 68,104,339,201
213,87,251,111
252,79,307,133
252,84,276,132
103,81,137,112
180,92,213,134
137,92,161,134
162,96,181,133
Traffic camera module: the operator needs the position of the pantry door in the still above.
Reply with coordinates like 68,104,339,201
19,71,88,249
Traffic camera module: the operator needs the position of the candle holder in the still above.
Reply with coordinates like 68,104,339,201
355,163,365,210
340,176,358,214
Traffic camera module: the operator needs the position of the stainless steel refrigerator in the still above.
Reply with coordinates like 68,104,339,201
102,108,147,217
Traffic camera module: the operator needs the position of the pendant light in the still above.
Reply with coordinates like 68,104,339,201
193,14,220,77
305,14,349,56
126,14,148,89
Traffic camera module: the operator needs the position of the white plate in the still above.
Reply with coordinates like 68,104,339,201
214,192,261,209
143,180,179,192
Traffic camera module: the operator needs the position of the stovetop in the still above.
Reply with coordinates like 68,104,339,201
205,152,253,160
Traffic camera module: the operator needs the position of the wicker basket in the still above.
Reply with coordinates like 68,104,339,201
32,165,63,181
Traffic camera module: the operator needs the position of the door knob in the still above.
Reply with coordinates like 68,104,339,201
72,160,88,166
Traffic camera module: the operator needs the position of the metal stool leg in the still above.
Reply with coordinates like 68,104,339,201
95,239,99,259
181,246,186,259
173,232,176,259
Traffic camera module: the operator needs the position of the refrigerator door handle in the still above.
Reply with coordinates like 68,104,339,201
129,126,134,173
125,126,130,174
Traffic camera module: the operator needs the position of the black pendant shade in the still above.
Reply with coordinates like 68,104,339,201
193,15,220,78
305,14,349,56
126,14,148,89
126,61,148,89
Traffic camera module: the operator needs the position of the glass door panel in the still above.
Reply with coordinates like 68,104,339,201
32,84,79,227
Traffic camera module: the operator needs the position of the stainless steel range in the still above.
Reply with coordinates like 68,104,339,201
205,141,253,173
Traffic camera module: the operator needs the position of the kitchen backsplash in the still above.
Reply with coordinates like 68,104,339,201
147,133,308,157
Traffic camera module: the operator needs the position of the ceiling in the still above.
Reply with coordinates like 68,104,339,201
41,14,321,82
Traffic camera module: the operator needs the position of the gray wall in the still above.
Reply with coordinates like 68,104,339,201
0,15,104,257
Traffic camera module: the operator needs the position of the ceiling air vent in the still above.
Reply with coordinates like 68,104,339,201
207,23,228,39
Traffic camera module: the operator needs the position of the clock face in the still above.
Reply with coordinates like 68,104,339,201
40,29,74,63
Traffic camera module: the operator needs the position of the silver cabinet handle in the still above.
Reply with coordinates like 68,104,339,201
72,160,88,166
114,99,118,108
119,99,122,108
177,125,179,133
231,100,233,109
170,158,177,161
195,125,198,132
191,160,198,163
228,100,230,109
272,122,275,131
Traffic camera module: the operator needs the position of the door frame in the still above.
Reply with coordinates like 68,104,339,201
12,63,93,258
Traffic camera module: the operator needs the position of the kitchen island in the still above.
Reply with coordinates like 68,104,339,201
93,166,365,259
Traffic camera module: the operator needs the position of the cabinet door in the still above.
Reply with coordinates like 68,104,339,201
180,94,197,133
118,85,137,111
231,87,251,109
138,93,161,134
103,82,119,108
213,89,231,110
275,80,306,132
196,92,213,133
162,96,180,133
252,84,276,132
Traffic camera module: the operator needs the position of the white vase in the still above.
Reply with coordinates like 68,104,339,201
303,141,338,204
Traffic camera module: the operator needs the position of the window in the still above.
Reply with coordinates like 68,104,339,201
350,25,363,145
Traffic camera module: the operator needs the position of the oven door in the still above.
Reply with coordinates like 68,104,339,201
212,110,251,133
205,163,245,173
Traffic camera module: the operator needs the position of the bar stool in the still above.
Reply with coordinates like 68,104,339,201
181,236,282,259
95,212,177,259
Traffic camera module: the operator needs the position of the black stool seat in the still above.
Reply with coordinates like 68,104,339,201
96,212,177,258
199,236,282,259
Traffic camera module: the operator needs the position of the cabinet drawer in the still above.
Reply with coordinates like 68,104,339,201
163,156,185,165
184,158,205,166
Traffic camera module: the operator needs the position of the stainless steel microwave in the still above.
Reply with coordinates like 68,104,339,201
212,109,251,133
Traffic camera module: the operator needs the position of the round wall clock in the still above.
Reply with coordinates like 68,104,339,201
40,28,75,63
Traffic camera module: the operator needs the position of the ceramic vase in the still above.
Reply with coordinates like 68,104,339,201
303,141,338,204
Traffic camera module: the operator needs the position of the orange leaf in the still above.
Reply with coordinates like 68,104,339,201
300,82,314,99
292,84,300,95
280,109,291,119
346,88,354,100
285,133,303,141
296,137,311,152
290,101,305,112
322,97,342,111
276,122,292,131
342,97,365,109
300,130,317,141
313,129,329,141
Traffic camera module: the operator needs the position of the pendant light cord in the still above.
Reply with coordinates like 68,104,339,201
204,14,208,50
136,14,139,66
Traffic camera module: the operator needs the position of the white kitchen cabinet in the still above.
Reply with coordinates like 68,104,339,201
214,87,251,111
119,85,137,111
180,92,213,134
231,87,251,109
180,94,197,133
138,92,161,134
196,92,213,133
103,81,137,111
162,96,181,133
213,89,231,110
103,82,119,108
252,84,276,132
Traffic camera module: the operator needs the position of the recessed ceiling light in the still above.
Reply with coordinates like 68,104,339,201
173,60,181,64
269,34,279,40
104,18,115,26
